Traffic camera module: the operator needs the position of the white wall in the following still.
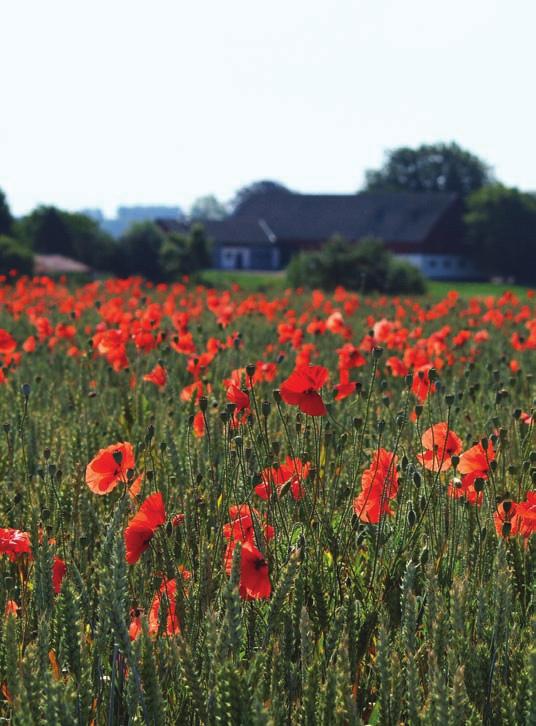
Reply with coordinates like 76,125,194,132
397,253,480,280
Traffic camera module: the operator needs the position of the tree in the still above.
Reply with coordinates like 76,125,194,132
464,184,536,282
15,206,116,271
286,236,426,294
17,206,73,256
158,233,190,280
158,224,212,280
365,142,492,197
0,235,34,276
0,189,13,236
231,180,291,214
118,222,167,280
190,195,227,221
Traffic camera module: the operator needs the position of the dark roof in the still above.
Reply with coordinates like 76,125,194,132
156,217,275,245
157,191,459,246
232,191,458,244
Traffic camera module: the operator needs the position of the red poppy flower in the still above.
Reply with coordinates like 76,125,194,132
192,410,206,438
52,557,67,594
458,440,495,487
255,457,310,501
236,541,271,600
417,422,463,472
148,574,189,636
143,363,167,388
124,492,166,564
0,329,17,355
447,475,484,506
353,449,399,524
86,442,135,495
0,528,32,561
280,364,329,416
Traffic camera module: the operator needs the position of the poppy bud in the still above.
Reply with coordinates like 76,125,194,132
199,396,208,413
42,508,51,520
377,420,386,433
48,463,56,477
489,460,497,472
451,454,460,469
420,547,429,566
401,455,408,471
480,527,486,541
44,448,51,460
405,373,413,388
445,393,455,406
246,363,256,379
414,405,423,418
413,471,421,487
21,383,31,398
407,509,417,527
146,425,155,442
480,437,488,451
261,400,271,418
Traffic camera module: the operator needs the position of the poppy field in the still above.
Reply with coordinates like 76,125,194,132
0,275,535,725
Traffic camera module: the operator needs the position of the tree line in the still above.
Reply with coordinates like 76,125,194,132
1,140,536,282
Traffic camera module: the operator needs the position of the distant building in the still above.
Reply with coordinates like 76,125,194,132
82,206,184,238
34,254,92,275
158,190,479,280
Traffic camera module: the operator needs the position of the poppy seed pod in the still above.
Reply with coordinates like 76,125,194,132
273,389,281,403
112,450,123,466
372,346,383,359
451,454,460,469
246,363,256,378
21,383,31,398
414,405,423,418
474,477,485,492
262,400,271,417
199,396,208,413
445,393,455,406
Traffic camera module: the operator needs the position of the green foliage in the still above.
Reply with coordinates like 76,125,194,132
365,141,492,197
0,235,34,275
190,194,228,221
286,235,426,293
464,184,536,283
15,205,116,271
232,179,292,213
118,221,167,280
0,188,14,236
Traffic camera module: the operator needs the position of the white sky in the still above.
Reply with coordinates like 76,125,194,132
1,0,535,216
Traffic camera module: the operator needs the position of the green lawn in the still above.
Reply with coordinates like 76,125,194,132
200,269,532,298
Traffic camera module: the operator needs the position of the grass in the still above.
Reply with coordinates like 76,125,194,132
201,268,532,299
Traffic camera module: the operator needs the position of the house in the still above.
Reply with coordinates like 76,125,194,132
34,254,92,275
158,190,479,280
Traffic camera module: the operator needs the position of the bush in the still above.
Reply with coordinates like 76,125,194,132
286,236,426,294
0,235,34,276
